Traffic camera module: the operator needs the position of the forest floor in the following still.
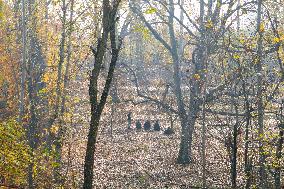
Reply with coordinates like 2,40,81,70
60,73,235,189
62,105,234,188
64,125,231,189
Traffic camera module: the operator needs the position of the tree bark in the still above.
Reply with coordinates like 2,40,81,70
256,0,267,187
27,67,37,189
177,116,191,164
275,101,283,189
168,0,192,164
54,0,74,185
242,81,252,189
19,0,27,123
201,69,207,188
83,1,121,188
231,104,238,189
274,128,283,189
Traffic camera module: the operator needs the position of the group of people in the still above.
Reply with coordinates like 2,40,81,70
127,112,175,135
137,119,161,131
127,112,161,131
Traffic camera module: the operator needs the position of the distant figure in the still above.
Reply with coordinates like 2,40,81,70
136,120,142,130
153,120,161,131
164,127,174,135
127,112,132,129
143,120,151,131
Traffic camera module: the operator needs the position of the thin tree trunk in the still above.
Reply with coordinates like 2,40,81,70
26,0,46,187
84,12,110,188
60,0,75,126
180,0,206,164
54,0,67,120
110,103,114,138
201,91,206,188
274,128,283,189
83,1,121,188
45,0,68,166
231,103,238,189
19,0,27,123
256,0,267,187
53,0,75,184
178,0,184,57
243,82,252,189
167,0,191,164
26,35,39,188
27,70,37,189
83,35,120,188
275,103,283,189
46,0,68,131
26,1,36,188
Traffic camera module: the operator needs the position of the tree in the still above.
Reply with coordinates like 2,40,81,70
83,0,123,188
255,0,268,187
129,0,252,164
19,0,26,124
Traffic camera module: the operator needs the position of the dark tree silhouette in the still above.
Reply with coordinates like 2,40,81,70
83,0,122,188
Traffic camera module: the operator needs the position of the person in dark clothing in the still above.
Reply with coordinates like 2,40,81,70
127,112,132,129
136,120,142,130
153,120,161,131
143,120,151,131
164,127,175,135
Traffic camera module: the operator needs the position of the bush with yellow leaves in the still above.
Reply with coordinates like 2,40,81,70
0,118,31,187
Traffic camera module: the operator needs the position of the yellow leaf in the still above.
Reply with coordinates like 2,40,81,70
64,112,72,120
50,125,59,134
273,37,280,43
145,7,157,14
193,74,201,80
205,20,213,29
108,95,112,103
259,23,265,32
233,54,240,59
42,74,49,83
74,97,80,103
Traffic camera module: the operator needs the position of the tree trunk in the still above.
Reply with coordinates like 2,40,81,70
274,127,283,189
83,40,120,188
179,44,205,163
46,0,68,148
243,82,252,189
83,111,100,189
231,113,238,188
27,36,39,187
83,1,121,188
256,0,267,187
201,79,207,188
27,72,37,189
168,0,192,164
177,116,191,164
19,0,27,123
54,0,75,185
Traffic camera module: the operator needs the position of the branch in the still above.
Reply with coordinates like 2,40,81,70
129,0,172,52
152,0,199,38
120,62,179,114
